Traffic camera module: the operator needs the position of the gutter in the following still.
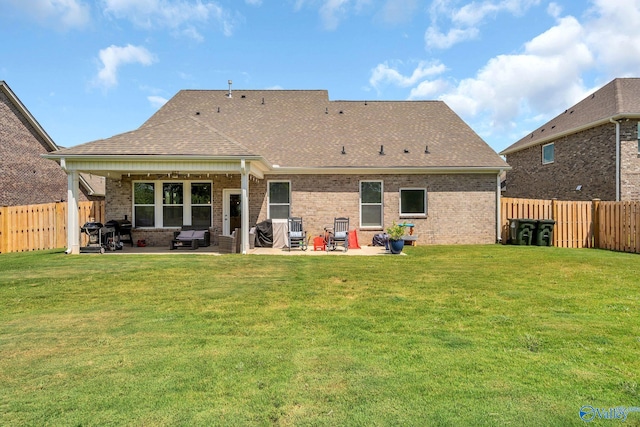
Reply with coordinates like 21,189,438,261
268,165,511,175
500,114,640,156
610,118,621,201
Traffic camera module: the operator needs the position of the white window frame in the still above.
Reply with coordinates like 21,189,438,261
133,182,155,228
190,182,213,228
542,142,555,164
359,180,384,229
399,188,427,218
132,180,212,228
267,180,291,219
162,182,185,228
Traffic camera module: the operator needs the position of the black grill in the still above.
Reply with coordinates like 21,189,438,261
104,219,133,246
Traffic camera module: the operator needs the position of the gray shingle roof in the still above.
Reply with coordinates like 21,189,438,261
501,78,640,155
55,89,507,169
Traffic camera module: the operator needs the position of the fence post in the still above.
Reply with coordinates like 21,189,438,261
592,199,600,249
0,206,6,254
552,198,558,247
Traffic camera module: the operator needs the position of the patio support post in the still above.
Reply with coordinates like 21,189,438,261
240,159,250,255
66,170,80,254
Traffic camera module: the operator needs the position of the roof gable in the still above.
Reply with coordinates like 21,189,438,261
1,80,58,152
501,78,640,155
1,81,105,197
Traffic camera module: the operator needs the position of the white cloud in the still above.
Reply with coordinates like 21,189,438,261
101,0,237,38
94,44,157,89
148,95,168,109
5,0,91,30
425,26,479,49
376,0,419,25
453,0,541,26
245,0,262,4
408,79,451,99
294,0,373,30
585,0,640,79
370,60,447,91
426,0,541,49
441,15,592,125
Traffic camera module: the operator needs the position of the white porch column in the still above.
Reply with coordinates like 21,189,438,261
240,159,250,255
66,170,80,254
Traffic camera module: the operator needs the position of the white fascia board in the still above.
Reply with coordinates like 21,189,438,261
266,166,511,175
500,114,640,156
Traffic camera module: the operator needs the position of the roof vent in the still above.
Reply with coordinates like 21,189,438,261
404,149,409,153
262,97,265,105
217,107,220,113
424,145,430,154
195,111,200,115
379,145,385,155
341,146,346,155
241,95,246,99
325,107,328,114
339,110,344,114
226,80,232,98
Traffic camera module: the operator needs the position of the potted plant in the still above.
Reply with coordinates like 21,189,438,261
386,221,407,254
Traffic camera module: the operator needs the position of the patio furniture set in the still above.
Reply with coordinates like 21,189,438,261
168,217,352,253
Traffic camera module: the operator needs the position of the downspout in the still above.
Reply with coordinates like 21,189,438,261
610,118,620,201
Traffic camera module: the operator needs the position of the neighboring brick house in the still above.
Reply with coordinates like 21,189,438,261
501,78,640,201
45,87,509,254
0,81,104,206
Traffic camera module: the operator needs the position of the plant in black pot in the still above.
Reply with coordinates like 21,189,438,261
386,221,407,254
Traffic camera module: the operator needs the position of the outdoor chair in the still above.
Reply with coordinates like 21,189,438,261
327,217,349,252
287,217,308,251
170,226,210,250
218,228,240,254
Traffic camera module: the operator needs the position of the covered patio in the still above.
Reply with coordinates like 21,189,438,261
92,244,392,256
49,154,269,255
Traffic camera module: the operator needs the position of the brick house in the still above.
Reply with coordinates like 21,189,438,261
500,77,640,201
1,80,104,206
45,87,508,254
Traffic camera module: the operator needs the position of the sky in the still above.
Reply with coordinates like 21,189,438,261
1,0,640,154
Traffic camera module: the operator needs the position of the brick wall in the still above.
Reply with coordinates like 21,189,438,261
504,123,617,201
0,91,91,206
107,172,498,246
262,174,498,245
620,121,640,201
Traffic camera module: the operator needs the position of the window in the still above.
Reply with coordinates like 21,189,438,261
191,183,212,227
163,183,184,227
133,181,212,228
400,188,427,217
360,181,383,228
134,182,155,227
542,143,554,164
268,181,290,219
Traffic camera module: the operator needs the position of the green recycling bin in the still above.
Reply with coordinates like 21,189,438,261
509,218,537,245
535,219,556,246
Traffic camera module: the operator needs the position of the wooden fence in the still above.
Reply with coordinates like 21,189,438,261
0,201,105,253
501,197,640,254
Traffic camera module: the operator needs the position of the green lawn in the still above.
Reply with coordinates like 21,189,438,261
1,245,639,426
